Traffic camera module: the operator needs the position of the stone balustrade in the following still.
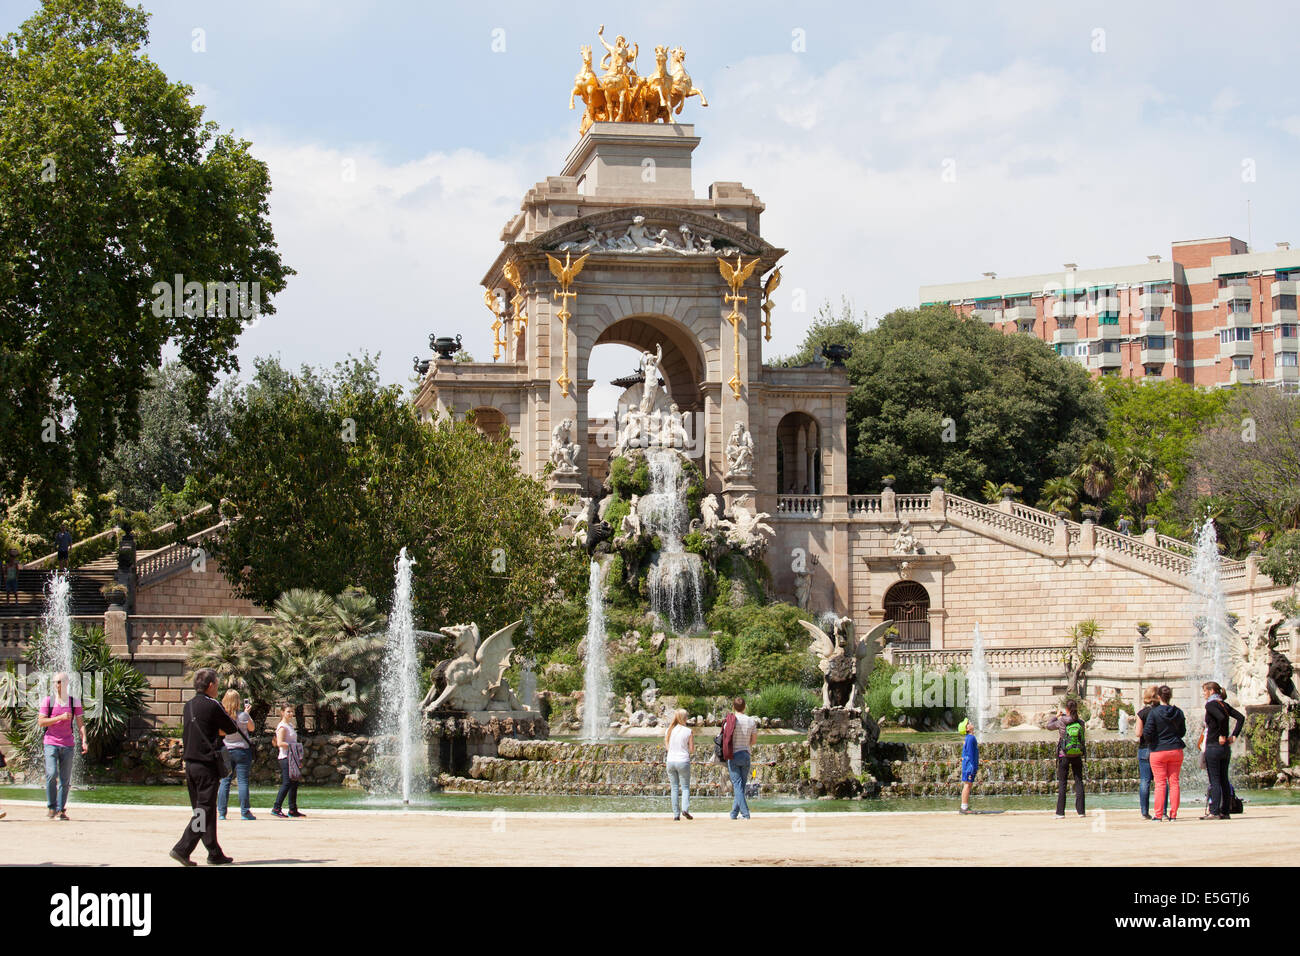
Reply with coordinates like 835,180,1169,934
775,494,822,517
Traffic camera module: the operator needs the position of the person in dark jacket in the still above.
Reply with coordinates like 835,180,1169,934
1142,685,1186,821
1200,681,1244,820
1133,685,1167,820
1047,700,1087,817
170,668,240,865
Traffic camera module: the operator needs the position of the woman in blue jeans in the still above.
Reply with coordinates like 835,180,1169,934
663,709,694,821
217,690,256,820
1134,685,1167,820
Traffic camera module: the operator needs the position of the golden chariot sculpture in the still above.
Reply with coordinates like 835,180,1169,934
569,25,708,135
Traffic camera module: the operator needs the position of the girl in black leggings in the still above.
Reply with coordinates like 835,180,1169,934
1200,681,1243,821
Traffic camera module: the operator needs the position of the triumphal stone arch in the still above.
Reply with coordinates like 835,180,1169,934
412,28,853,612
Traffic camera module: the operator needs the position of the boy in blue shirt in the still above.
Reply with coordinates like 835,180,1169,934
959,718,979,814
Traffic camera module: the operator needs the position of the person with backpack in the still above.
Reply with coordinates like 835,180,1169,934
170,668,245,866
1047,700,1086,817
1142,684,1186,822
722,697,757,820
271,704,306,819
37,672,87,820
1200,681,1244,820
663,708,694,821
958,718,979,814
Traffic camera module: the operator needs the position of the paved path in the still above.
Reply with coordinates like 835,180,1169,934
2,799,1294,866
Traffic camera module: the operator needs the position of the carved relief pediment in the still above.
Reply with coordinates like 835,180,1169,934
531,207,771,259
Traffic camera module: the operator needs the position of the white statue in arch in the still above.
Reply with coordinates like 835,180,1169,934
725,421,754,479
638,344,664,414
550,418,580,475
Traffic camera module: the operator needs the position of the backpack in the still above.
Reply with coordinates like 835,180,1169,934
1063,720,1085,757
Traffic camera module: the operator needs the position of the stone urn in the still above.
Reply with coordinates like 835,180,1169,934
1137,623,1151,641
881,476,895,489
430,333,463,360
931,475,947,490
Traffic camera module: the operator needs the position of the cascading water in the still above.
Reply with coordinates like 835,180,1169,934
378,548,425,803
32,572,77,781
967,622,992,736
643,449,705,634
581,559,611,740
1184,515,1234,797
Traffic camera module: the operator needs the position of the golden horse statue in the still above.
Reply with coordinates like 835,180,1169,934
570,44,608,135
596,24,638,121
668,47,708,114
627,45,672,124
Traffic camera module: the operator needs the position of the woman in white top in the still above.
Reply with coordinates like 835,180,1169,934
664,709,694,821
217,690,256,821
271,705,304,818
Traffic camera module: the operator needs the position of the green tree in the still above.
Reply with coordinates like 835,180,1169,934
0,0,291,511
791,305,1106,496
202,356,578,637
1260,531,1300,619
1037,475,1082,517
1071,439,1115,504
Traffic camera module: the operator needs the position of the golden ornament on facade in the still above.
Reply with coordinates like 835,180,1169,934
503,259,528,340
569,26,708,135
718,254,759,399
760,267,781,343
548,251,588,398
484,287,508,361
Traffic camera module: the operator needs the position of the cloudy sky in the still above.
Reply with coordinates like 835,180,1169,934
5,0,1297,411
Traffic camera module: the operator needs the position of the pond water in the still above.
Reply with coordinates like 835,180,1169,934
5,783,1299,815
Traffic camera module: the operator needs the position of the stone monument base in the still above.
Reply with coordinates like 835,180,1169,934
806,706,876,798
424,711,550,780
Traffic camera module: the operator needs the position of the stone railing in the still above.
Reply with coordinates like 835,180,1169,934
945,494,1056,545
848,495,885,516
1156,534,1196,557
896,494,932,514
23,503,215,571
1093,525,1191,576
893,642,1189,677
135,521,227,586
775,494,822,517
0,616,103,656
129,615,274,656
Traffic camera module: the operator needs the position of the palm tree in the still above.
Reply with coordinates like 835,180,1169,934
1117,450,1166,520
188,614,274,725
1071,440,1115,503
1037,475,1082,517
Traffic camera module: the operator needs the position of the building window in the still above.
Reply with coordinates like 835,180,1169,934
1275,294,1298,310
1220,327,1252,344
1280,324,1298,338
1093,340,1121,355
1230,299,1252,314
1144,336,1167,350
1144,364,1162,375
1279,352,1299,368
1232,357,1252,370
1098,313,1119,325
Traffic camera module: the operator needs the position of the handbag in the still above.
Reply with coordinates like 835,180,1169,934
287,741,305,782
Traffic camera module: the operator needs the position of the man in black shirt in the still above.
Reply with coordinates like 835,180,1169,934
170,668,240,865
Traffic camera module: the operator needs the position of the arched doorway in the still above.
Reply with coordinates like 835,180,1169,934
776,411,821,494
586,313,708,414
469,406,507,442
883,581,930,649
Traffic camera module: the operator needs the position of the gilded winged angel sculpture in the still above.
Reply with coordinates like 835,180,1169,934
421,621,525,713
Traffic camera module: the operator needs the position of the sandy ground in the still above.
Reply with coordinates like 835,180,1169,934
2,800,1298,866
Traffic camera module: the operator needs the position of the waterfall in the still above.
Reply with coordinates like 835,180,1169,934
378,548,425,803
643,449,704,634
581,559,611,740
968,622,992,736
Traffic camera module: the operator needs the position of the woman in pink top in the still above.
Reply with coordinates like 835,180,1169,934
37,672,88,820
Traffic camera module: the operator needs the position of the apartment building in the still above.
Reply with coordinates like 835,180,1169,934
919,237,1299,389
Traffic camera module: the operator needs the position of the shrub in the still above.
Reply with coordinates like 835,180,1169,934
1100,693,1135,731
608,453,650,499
750,683,819,729
610,648,665,698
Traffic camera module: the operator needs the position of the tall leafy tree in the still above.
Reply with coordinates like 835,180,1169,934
790,304,1106,497
0,0,291,511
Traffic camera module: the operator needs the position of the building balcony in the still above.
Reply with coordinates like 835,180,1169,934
1273,365,1299,384
1140,348,1172,366
1270,280,1298,298
1095,322,1121,340
1224,311,1254,329
1220,337,1253,359
1052,300,1078,318
1091,295,1120,313
1139,319,1166,337
1273,308,1299,324
1218,285,1252,305
972,308,1002,324
1089,352,1122,370
1229,366,1254,385
1004,304,1036,323
1138,292,1169,310
1274,335,1299,353
1052,328,1078,345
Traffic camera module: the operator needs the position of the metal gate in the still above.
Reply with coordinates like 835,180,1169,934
883,581,931,649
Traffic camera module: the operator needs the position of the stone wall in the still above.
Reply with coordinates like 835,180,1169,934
133,563,262,617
